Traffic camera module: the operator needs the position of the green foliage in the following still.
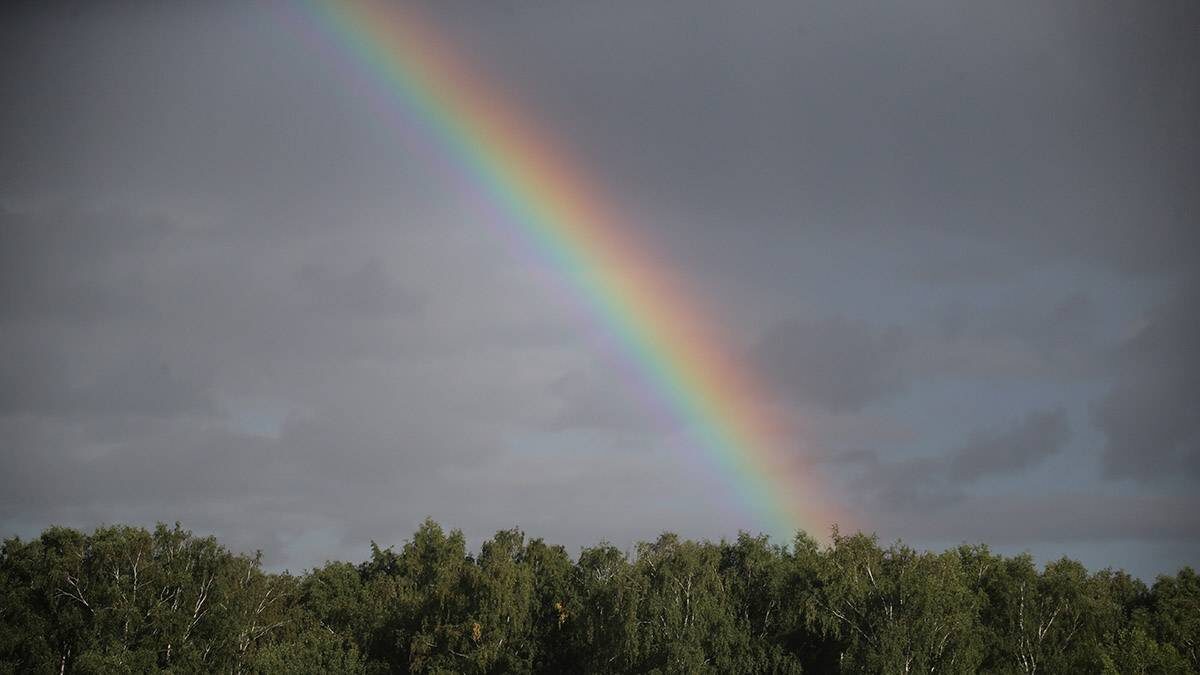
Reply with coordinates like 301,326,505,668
805,532,981,673
0,523,297,673
1151,567,1200,672
2,521,1196,673
250,626,365,674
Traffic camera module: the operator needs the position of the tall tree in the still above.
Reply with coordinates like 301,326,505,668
1150,567,1200,672
808,531,981,673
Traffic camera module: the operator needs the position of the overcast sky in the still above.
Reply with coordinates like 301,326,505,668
2,0,1197,579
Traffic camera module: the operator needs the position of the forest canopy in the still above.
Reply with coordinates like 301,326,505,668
1,521,1196,674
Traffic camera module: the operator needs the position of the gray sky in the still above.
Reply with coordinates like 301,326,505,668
2,0,1197,579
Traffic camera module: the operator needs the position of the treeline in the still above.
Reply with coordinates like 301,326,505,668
1,522,1196,674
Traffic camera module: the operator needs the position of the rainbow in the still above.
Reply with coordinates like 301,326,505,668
298,0,843,540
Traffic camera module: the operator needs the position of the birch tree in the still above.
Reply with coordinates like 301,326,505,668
809,531,981,673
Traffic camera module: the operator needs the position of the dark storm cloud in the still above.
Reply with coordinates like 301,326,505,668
0,208,217,418
1,0,1197,575
948,408,1070,481
59,358,214,419
854,456,965,514
852,407,1071,512
753,317,908,413
1095,289,1200,482
544,363,671,434
876,492,1200,546
0,196,602,565
934,293,1098,358
0,2,414,210
439,0,1198,277
294,260,423,318
0,208,173,322
899,292,1108,383
0,419,272,510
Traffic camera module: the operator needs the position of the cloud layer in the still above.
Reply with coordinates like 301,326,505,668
1,1,1197,579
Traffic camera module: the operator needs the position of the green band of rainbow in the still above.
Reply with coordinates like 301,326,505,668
301,0,842,540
